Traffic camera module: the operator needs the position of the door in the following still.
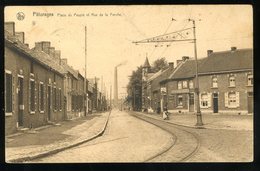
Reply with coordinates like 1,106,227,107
18,77,24,127
47,86,51,121
213,93,218,113
189,93,194,112
248,92,253,113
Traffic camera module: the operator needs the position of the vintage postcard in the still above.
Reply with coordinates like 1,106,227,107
4,5,253,163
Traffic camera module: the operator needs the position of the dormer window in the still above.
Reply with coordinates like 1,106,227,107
229,75,235,87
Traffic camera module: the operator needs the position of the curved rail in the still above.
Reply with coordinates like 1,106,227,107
131,112,201,162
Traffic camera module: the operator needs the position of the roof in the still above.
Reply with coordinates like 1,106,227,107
61,62,79,79
169,48,253,80
5,30,66,76
143,57,151,68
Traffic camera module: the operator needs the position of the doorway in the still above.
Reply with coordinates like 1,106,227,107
248,92,253,114
47,85,51,121
213,93,218,113
189,93,194,112
18,77,24,127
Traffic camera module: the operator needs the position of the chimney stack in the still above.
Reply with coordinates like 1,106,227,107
5,22,15,35
231,47,237,52
207,50,213,57
15,32,25,43
168,62,174,69
61,58,67,65
177,60,182,65
34,41,51,53
48,47,55,58
182,56,189,61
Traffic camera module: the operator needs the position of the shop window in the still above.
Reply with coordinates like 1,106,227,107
212,77,218,88
248,74,253,86
177,81,182,89
177,95,183,106
229,76,235,87
5,72,12,113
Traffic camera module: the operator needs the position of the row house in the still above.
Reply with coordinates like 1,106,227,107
141,57,175,112
5,22,66,135
162,47,253,114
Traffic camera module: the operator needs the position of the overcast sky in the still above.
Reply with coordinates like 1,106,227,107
5,5,253,99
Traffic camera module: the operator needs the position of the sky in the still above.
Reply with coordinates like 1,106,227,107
5,5,253,99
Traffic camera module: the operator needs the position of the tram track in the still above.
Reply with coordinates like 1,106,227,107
130,112,201,162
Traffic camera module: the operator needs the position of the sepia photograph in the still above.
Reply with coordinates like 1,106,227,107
4,5,253,163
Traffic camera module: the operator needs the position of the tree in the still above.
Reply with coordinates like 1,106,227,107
126,57,168,111
151,57,169,73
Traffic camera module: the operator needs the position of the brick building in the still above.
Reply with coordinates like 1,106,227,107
5,22,66,135
163,48,253,114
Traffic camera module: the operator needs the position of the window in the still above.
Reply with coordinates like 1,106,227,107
53,87,57,111
177,81,182,89
177,95,183,106
59,89,62,111
201,93,208,107
212,77,218,88
183,81,188,89
225,92,239,108
229,76,235,87
228,92,236,107
189,80,194,89
5,72,12,113
30,79,36,112
248,74,253,86
39,82,44,112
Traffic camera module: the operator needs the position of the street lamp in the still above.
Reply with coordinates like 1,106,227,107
189,18,204,127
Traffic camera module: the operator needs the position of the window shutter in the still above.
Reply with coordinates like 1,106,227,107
12,75,15,113
208,93,212,108
224,92,228,107
236,92,240,108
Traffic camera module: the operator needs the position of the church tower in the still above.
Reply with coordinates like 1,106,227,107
142,55,151,112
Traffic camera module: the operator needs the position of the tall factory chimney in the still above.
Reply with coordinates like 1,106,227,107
114,66,118,108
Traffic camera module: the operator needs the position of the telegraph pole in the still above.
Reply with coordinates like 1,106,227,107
189,19,203,126
84,26,88,116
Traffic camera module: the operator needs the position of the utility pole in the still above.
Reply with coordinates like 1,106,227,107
110,85,112,110
133,18,204,127
189,19,203,126
84,26,88,116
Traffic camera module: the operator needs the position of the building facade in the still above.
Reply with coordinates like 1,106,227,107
5,22,66,135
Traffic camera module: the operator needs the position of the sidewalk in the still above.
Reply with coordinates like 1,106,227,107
135,112,253,131
5,111,110,163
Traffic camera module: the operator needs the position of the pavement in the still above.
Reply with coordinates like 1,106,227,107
135,111,253,131
5,111,110,163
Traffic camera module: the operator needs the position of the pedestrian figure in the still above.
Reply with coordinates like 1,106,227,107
163,104,169,120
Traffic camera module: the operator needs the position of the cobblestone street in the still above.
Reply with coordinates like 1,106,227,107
28,110,253,162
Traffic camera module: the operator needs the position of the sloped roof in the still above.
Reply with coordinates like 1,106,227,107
143,57,151,68
5,30,66,76
169,48,253,80
61,62,79,79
